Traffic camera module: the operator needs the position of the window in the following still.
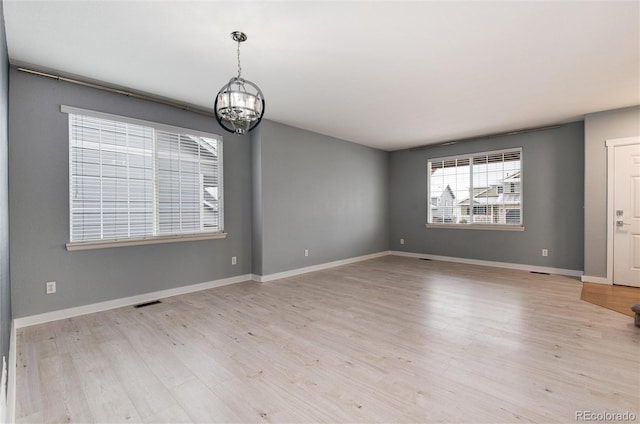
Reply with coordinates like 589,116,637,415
64,106,224,247
427,148,522,228
506,209,521,224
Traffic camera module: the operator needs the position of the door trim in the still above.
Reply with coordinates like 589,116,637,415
605,136,640,285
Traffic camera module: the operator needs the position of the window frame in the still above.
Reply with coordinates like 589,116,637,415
426,147,524,231
62,105,226,251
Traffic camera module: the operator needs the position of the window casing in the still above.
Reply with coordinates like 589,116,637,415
64,106,224,247
427,148,522,229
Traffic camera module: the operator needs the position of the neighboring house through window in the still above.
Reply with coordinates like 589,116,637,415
430,184,456,223
427,148,522,228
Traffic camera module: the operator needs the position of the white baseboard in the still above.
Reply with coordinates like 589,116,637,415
253,251,391,283
390,251,583,277
13,250,585,328
6,320,15,424
12,251,389,327
581,275,612,285
14,274,253,329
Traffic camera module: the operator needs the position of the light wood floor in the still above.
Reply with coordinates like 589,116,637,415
16,256,640,423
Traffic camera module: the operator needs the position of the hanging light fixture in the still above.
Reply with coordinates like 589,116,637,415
214,31,265,135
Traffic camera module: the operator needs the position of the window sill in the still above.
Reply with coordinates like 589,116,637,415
66,232,227,251
425,224,525,232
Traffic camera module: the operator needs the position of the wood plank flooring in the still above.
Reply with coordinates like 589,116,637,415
16,256,640,423
581,282,640,317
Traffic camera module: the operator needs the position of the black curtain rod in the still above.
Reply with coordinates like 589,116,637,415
409,124,563,151
17,66,214,118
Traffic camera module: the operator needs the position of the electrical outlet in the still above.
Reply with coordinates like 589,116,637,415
400,238,405,245
231,256,237,265
46,281,56,294
542,249,548,257
304,249,309,257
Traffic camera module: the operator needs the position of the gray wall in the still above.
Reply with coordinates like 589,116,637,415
251,125,263,274
252,120,389,276
389,122,584,272
9,68,252,318
8,61,634,319
0,0,12,363
584,106,640,278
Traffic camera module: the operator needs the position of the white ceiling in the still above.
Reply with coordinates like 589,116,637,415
3,1,639,151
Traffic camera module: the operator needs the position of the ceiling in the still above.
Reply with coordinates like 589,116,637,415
3,1,639,151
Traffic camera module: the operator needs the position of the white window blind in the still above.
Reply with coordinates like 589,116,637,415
428,148,522,227
67,107,223,243
156,131,222,235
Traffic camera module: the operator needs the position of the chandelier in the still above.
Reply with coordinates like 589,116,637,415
214,31,265,135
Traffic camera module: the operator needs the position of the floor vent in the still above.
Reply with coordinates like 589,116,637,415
530,271,550,275
420,258,432,261
134,300,162,308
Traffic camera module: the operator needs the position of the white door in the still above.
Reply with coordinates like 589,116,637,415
613,142,640,287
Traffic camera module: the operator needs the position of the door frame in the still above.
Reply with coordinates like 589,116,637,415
606,136,640,285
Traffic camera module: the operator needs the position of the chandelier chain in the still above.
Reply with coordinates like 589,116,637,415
236,40,242,78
